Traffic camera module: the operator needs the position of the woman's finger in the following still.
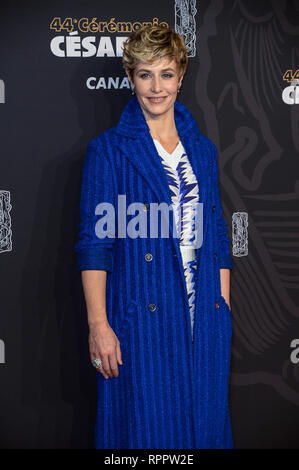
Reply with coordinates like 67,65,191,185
101,354,113,378
91,352,109,379
108,352,119,377
116,340,123,366
96,364,108,379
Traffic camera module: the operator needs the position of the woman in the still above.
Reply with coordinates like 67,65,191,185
75,25,234,449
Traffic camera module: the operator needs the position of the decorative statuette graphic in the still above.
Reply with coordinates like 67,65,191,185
232,212,248,257
290,79,299,104
282,78,299,105
0,340,5,364
0,191,12,252
0,79,5,104
290,339,299,365
174,0,197,57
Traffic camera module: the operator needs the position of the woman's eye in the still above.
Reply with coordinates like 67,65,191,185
139,73,173,79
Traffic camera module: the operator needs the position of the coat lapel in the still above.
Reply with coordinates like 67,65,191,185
116,132,173,209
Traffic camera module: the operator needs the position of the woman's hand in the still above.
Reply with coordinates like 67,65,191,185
220,268,231,310
89,321,123,379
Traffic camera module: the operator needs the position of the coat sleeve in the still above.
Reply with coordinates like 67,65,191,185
74,138,116,272
211,142,234,270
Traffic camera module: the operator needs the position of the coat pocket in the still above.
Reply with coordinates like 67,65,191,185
116,299,138,341
219,295,232,315
216,295,233,343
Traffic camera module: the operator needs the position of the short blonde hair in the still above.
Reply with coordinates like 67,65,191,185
122,25,188,82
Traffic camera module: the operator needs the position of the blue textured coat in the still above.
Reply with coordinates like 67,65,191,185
75,95,234,449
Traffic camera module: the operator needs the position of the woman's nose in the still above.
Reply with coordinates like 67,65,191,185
151,78,162,93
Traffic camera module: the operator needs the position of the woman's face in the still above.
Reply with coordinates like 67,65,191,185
126,57,183,119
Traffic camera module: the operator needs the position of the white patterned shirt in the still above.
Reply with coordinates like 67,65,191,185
153,138,200,342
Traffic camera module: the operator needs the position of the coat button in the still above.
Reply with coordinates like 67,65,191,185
145,253,153,262
215,302,219,309
212,205,216,212
148,303,156,312
143,203,150,211
214,252,217,259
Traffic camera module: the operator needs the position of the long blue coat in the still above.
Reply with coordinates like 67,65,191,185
75,95,234,449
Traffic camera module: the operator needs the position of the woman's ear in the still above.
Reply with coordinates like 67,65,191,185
125,68,134,88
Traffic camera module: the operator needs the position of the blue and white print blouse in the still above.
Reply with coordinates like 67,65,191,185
153,138,200,342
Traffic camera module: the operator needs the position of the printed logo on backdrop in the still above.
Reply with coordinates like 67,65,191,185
282,70,299,104
0,79,5,103
49,17,169,59
48,0,197,90
0,191,12,253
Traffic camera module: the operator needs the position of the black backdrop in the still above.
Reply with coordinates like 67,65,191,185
0,0,299,449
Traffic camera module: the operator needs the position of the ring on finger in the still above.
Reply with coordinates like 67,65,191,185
92,357,102,368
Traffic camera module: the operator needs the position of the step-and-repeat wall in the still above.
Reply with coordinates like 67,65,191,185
0,0,299,449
